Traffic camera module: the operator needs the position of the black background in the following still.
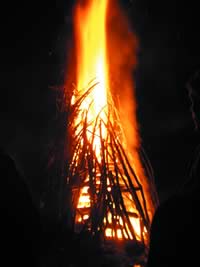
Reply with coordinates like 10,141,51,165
1,0,200,208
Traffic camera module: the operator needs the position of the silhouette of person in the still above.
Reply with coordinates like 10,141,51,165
146,72,200,267
0,148,41,267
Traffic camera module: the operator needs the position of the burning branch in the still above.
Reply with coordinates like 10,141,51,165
63,81,157,246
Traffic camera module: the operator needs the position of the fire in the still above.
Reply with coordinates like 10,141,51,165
68,0,158,242
74,0,108,155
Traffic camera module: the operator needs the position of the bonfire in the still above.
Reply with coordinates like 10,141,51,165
53,0,159,266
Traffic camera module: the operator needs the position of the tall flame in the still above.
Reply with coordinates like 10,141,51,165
74,0,109,153
70,0,157,241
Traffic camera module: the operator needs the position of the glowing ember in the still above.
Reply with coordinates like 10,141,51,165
67,0,158,243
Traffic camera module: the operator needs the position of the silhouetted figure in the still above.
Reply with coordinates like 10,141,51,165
146,188,200,266
146,72,200,267
0,149,41,267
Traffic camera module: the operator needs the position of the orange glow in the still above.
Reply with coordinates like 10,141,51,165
74,0,108,156
71,0,157,241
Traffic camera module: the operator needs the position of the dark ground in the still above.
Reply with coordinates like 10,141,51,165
1,0,200,208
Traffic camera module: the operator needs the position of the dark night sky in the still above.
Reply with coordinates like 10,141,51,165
1,0,200,206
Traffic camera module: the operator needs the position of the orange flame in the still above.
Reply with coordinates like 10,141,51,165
73,0,109,156
71,0,156,240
